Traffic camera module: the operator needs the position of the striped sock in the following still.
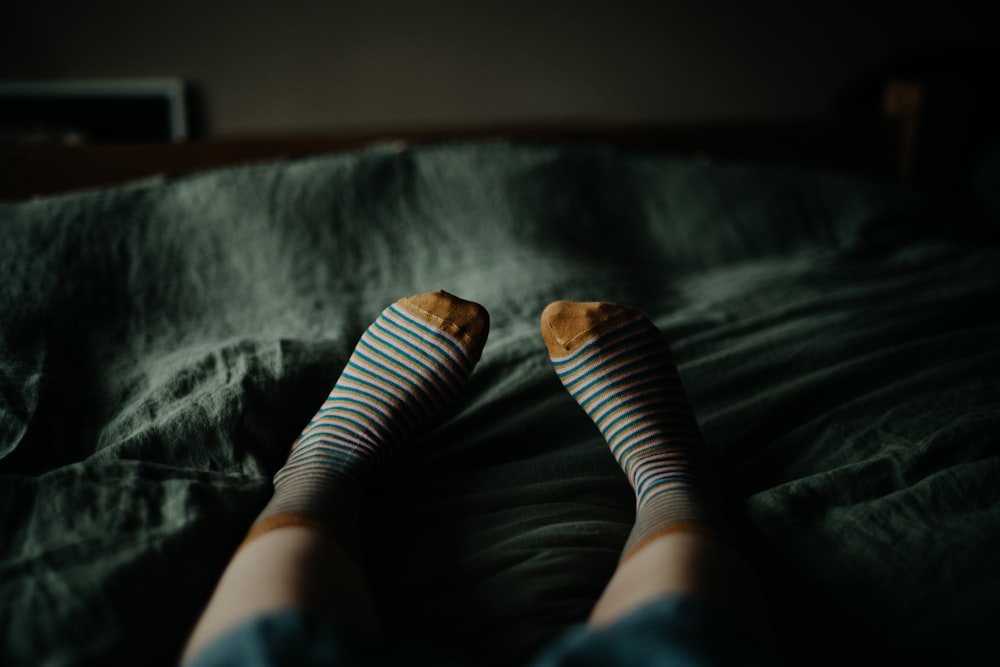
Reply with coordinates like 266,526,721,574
540,301,720,563
245,290,490,550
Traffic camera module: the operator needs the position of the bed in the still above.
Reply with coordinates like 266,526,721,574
2,85,999,667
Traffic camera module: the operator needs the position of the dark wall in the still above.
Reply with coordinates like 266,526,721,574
1,0,992,137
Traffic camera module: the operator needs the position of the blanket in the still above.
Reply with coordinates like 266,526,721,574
2,141,999,666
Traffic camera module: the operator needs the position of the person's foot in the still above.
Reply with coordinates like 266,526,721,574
245,290,490,551
541,301,719,562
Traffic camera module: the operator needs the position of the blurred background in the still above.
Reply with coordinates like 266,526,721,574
1,0,993,140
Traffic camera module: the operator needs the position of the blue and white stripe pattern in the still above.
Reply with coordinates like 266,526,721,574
259,296,483,528
546,305,716,559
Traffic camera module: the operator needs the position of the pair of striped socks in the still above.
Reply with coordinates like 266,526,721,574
247,290,719,563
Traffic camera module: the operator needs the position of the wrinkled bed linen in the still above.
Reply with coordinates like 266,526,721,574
2,142,998,666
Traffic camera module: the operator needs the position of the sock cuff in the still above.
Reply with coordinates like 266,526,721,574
619,521,724,564
240,514,336,549
239,512,366,572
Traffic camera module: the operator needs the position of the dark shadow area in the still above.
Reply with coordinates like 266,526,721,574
833,45,1000,230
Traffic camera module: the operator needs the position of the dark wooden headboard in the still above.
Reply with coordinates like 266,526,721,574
1,84,920,202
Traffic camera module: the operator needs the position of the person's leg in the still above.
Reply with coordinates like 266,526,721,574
182,290,490,664
540,301,770,643
181,528,378,663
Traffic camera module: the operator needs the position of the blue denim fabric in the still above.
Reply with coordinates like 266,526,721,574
187,595,771,667
531,596,771,667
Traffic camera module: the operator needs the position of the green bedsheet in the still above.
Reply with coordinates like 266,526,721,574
2,142,998,666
